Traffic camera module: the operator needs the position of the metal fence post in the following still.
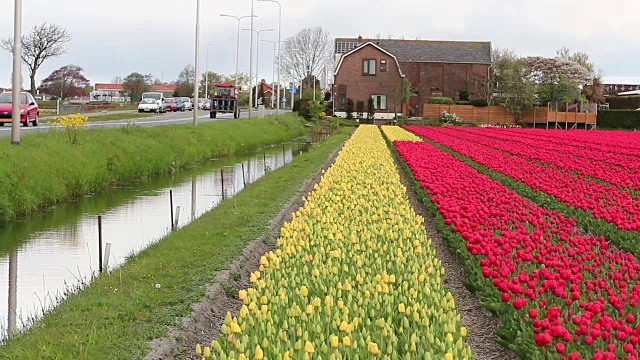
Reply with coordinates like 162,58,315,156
98,216,103,273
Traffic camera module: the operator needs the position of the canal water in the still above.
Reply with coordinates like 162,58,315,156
0,135,321,340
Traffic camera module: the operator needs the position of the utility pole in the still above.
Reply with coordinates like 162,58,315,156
248,0,255,119
193,0,201,126
11,0,22,145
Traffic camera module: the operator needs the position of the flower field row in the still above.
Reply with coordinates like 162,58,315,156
482,127,640,172
198,125,471,359
496,128,640,158
405,126,640,234
447,127,640,189
392,131,640,360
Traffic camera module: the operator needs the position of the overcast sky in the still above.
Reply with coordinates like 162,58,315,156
0,0,639,89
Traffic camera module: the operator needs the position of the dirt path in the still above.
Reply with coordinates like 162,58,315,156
144,138,346,360
391,148,518,360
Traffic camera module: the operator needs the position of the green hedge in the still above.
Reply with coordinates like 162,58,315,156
469,99,489,107
597,110,640,129
428,97,455,105
605,96,640,110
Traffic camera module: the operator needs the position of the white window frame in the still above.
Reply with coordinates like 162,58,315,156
371,94,387,110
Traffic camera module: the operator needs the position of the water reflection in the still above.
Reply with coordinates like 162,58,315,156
0,138,316,340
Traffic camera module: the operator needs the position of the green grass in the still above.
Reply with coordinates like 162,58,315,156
44,112,155,123
0,128,353,360
0,114,307,223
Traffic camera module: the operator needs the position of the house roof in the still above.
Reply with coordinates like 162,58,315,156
95,83,124,90
335,38,492,64
335,42,405,78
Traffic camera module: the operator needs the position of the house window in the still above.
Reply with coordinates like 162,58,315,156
371,95,387,110
363,59,376,76
338,85,347,110
380,59,387,72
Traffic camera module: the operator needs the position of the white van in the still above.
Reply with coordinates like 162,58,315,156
141,92,167,113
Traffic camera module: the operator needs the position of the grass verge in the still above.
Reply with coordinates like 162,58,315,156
0,127,353,360
0,114,306,223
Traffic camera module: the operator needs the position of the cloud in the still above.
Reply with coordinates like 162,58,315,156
0,0,637,88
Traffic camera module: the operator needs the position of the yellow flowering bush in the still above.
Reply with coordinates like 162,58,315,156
201,125,471,359
53,114,89,145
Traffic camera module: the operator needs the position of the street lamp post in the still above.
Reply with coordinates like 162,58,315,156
249,0,255,119
220,14,256,89
261,39,280,108
205,43,211,99
258,0,281,115
11,0,22,145
244,28,273,110
193,0,201,126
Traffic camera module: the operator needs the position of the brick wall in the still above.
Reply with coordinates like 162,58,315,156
402,62,489,116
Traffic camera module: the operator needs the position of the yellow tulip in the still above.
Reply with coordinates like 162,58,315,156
342,336,351,347
330,335,339,348
398,303,406,313
230,322,241,334
304,341,315,353
255,345,264,360
444,353,453,360
203,347,211,357
238,290,248,301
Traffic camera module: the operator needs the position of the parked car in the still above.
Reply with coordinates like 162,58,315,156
165,98,178,112
138,98,165,113
175,98,185,112
0,92,39,127
181,97,193,111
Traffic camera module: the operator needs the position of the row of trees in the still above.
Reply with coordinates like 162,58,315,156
473,46,604,118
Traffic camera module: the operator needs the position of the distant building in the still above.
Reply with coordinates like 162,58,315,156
603,84,640,96
91,83,177,102
333,36,492,118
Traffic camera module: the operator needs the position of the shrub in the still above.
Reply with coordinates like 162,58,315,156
356,100,365,121
428,97,455,105
365,97,375,124
469,99,489,107
597,110,640,129
407,107,415,117
605,96,640,110
459,90,470,102
345,98,354,119
298,100,311,120
441,110,462,126
307,100,326,120
292,99,301,112
455,101,470,105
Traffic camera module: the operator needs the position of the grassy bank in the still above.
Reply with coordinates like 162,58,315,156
0,128,352,360
0,114,306,223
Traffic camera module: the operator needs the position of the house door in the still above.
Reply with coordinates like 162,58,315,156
409,94,420,117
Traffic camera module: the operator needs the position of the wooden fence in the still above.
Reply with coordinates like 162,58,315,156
424,104,597,125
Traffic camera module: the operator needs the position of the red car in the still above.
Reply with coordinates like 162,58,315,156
0,92,39,127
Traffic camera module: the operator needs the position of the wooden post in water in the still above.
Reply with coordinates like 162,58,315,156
282,145,286,164
98,215,103,273
170,190,175,230
221,168,225,200
263,153,267,173
241,163,246,186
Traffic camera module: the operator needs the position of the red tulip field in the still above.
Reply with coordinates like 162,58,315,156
386,126,640,359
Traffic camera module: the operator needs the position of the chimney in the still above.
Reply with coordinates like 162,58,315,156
357,35,363,42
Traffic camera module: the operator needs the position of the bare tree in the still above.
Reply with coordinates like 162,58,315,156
1,23,72,95
111,76,124,84
281,27,332,83
556,46,595,75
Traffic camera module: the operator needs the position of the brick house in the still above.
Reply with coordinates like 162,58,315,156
334,37,492,118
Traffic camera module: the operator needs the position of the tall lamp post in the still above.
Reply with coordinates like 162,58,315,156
220,14,256,89
261,39,281,108
257,0,281,115
205,43,211,99
244,28,273,109
193,0,201,126
11,0,22,145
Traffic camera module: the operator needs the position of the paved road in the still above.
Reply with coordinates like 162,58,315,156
0,109,290,137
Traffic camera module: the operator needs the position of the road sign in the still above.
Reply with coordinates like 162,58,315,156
289,84,297,94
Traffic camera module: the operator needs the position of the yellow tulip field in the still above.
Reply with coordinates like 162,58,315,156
199,125,470,359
